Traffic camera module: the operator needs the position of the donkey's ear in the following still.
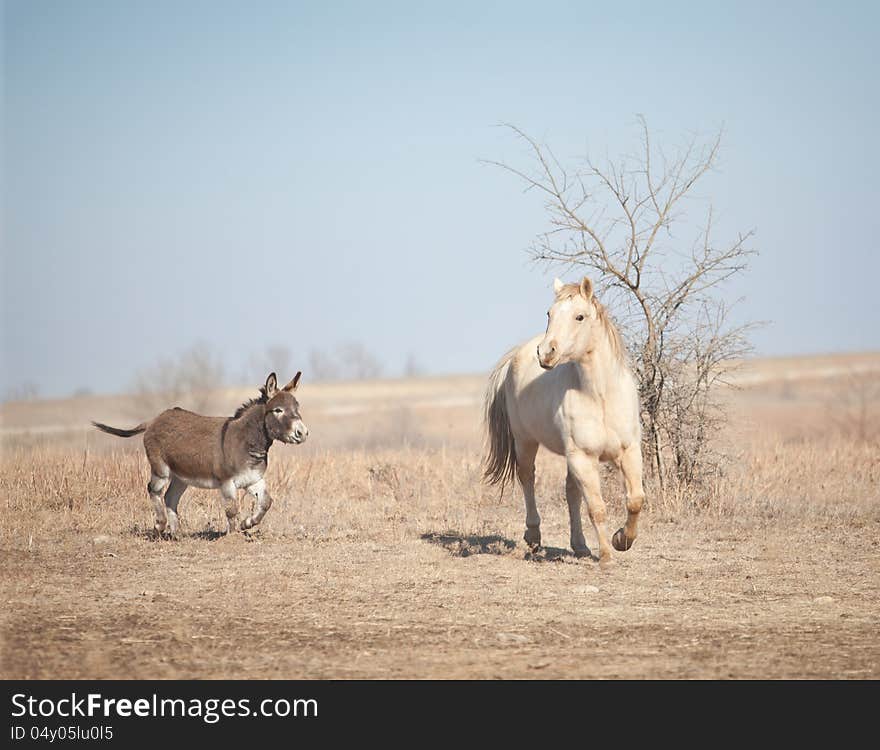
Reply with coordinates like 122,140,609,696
553,277,564,294
264,372,278,398
283,371,302,392
579,276,593,300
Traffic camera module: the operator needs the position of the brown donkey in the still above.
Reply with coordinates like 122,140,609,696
92,372,308,537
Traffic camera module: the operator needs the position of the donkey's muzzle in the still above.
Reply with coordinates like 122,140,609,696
288,421,309,444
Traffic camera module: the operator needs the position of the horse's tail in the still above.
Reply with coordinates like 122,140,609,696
91,421,148,438
483,349,518,491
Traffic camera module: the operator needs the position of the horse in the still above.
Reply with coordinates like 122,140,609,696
92,372,308,537
483,277,645,565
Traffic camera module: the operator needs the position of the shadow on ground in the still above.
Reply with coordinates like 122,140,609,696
420,531,517,557
128,525,256,542
525,545,590,562
421,531,592,563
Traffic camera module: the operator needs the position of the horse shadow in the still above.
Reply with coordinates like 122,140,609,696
421,531,584,562
420,531,516,557
525,545,595,563
128,525,255,542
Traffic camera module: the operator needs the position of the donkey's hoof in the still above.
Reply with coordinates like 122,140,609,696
523,528,542,551
612,528,634,552
573,548,592,559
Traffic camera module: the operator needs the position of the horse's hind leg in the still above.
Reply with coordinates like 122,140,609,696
163,476,188,538
567,451,613,565
516,440,541,550
565,470,591,558
613,443,645,552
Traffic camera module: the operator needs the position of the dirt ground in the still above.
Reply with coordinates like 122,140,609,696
1,354,878,679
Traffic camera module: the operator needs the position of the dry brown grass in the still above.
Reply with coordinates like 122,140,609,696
1,354,878,679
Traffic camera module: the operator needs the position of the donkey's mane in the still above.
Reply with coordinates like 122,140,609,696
233,389,269,420
555,283,626,363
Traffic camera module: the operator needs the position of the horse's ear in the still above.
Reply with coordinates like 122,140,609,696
553,277,564,294
283,371,302,392
579,277,593,300
264,372,278,398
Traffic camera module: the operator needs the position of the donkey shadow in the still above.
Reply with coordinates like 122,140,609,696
421,531,585,562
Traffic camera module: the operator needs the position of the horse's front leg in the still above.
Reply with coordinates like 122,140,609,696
567,451,613,565
565,470,591,558
241,479,273,530
612,443,645,552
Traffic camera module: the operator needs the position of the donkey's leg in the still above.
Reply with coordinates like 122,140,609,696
515,440,541,550
613,443,645,552
241,480,273,530
163,476,188,538
565,470,591,558
219,481,240,535
567,451,613,565
147,466,170,536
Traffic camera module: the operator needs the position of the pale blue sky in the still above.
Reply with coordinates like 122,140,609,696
3,1,879,398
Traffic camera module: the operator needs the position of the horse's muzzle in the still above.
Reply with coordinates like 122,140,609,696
537,341,559,370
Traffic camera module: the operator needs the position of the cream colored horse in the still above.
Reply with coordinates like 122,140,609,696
484,276,645,565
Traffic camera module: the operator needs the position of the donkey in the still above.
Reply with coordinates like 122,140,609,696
92,372,308,537
483,277,645,566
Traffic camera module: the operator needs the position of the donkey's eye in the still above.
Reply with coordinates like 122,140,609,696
575,314,585,322
273,407,284,415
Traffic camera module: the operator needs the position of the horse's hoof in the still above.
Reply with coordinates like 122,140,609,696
598,554,615,571
573,548,592,559
612,528,634,552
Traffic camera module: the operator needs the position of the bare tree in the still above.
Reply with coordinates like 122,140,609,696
338,342,384,380
828,369,880,443
248,344,292,383
487,118,756,491
403,352,425,378
133,342,226,415
308,341,384,382
3,381,40,403
308,348,341,382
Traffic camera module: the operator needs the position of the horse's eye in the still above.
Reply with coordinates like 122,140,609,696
575,314,585,322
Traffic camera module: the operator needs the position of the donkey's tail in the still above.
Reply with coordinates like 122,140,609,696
483,348,518,491
91,421,148,438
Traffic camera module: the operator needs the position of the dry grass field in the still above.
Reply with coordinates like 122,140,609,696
1,353,878,679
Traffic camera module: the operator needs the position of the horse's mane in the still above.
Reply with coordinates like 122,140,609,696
555,283,626,364
233,390,269,419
